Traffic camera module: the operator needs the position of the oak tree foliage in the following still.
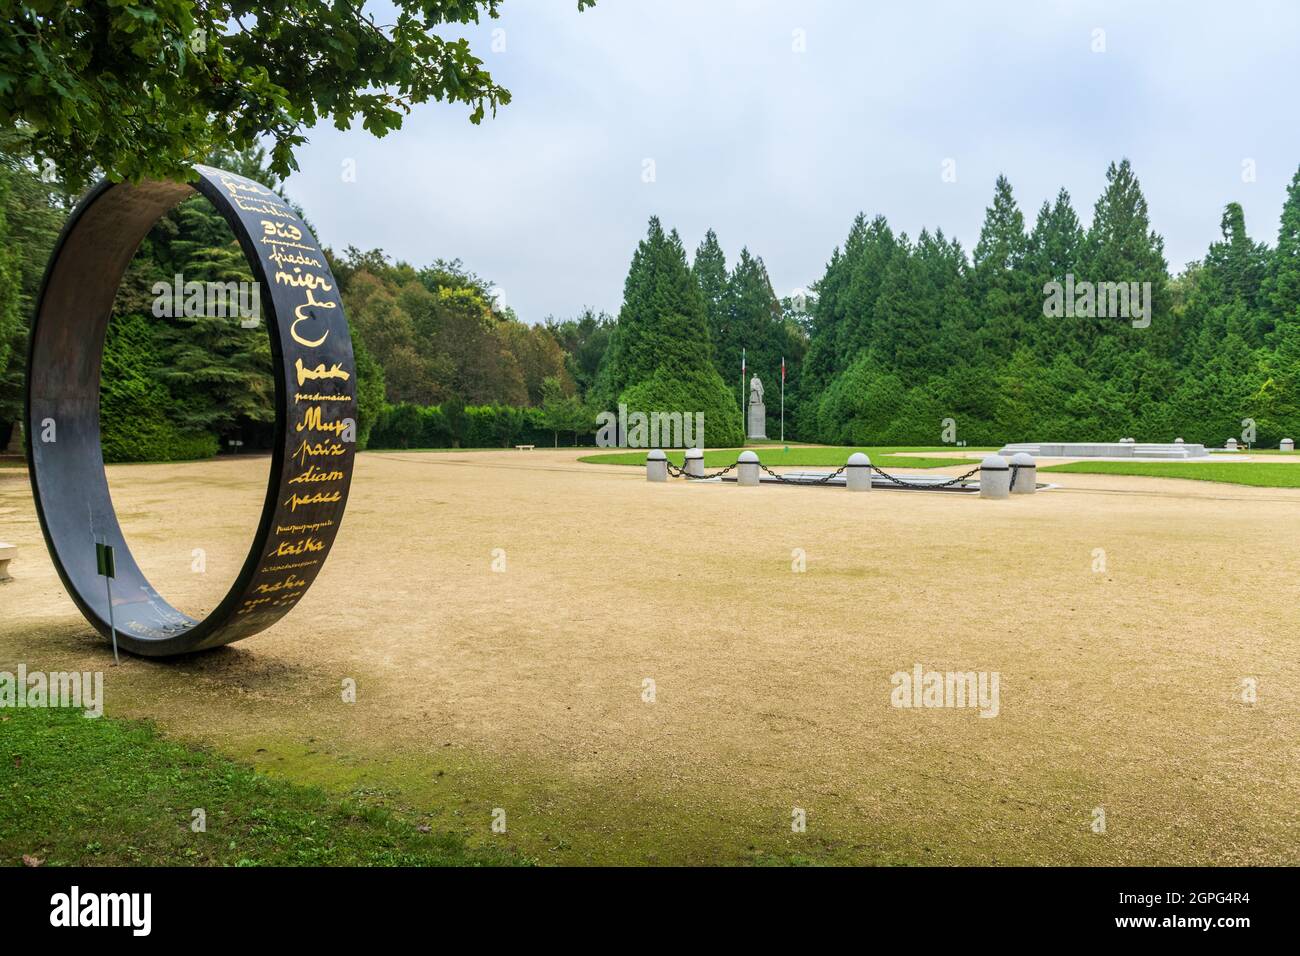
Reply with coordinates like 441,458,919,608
0,1,595,188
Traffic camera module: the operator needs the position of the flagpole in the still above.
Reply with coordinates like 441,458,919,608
781,356,785,444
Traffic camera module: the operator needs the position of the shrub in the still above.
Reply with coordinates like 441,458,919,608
619,366,743,447
367,401,591,449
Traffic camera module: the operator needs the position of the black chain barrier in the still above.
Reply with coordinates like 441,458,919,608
664,455,988,490
1008,463,1020,492
868,463,982,490
759,462,848,484
665,459,738,481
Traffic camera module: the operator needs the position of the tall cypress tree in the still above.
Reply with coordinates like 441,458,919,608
692,229,730,383
726,247,786,429
1254,165,1300,442
837,215,900,360
1083,160,1165,273
1027,189,1084,359
871,233,938,374
796,214,867,412
601,217,742,446
1206,204,1267,304
972,174,1031,355
917,228,977,368
973,175,1028,286
1080,159,1169,343
1028,189,1084,285
1251,318,1300,443
1263,165,1300,327
1200,202,1270,344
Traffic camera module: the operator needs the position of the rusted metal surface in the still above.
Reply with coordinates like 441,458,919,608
26,166,356,656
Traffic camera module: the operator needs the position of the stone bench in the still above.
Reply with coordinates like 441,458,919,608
0,542,14,582
514,444,535,451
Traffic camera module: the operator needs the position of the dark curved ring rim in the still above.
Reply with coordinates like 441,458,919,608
24,166,356,657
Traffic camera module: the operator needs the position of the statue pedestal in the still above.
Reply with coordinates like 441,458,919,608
747,402,767,440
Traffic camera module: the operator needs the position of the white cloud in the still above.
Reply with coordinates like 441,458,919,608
284,0,1300,321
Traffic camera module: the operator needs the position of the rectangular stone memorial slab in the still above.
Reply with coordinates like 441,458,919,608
998,442,1212,460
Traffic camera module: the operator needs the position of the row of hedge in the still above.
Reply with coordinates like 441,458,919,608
368,401,599,449
96,314,581,460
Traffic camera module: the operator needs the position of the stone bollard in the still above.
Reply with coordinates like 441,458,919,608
979,454,1011,499
737,450,761,486
646,449,668,482
1010,452,1036,495
0,542,14,583
1226,438,1238,451
1174,437,1184,444
845,452,872,491
684,447,705,477
1282,438,1294,452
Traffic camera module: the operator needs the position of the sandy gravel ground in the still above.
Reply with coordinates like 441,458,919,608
1,451,1297,864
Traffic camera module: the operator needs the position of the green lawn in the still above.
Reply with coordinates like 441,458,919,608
1223,448,1300,456
0,708,523,867
579,446,991,470
1041,460,1300,488
579,445,1300,487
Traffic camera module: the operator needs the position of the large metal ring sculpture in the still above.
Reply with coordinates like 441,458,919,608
25,165,355,657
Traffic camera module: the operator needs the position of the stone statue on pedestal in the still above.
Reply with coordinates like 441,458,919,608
3,421,21,456
747,374,767,440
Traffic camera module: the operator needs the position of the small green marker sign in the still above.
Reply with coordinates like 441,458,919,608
95,541,116,579
95,540,119,664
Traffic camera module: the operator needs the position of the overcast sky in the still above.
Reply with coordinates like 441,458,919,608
283,0,1300,324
